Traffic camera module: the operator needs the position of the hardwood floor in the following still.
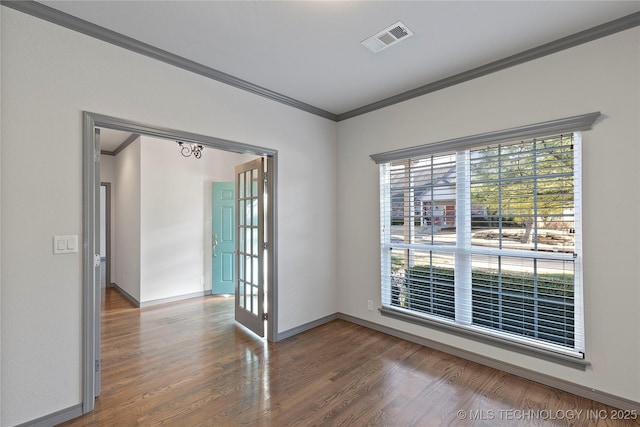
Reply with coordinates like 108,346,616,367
59,288,638,426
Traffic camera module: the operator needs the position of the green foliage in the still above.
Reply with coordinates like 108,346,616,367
472,268,573,298
470,135,575,234
392,264,575,346
391,254,405,271
404,265,573,298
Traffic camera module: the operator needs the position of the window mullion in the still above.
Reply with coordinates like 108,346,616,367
532,140,539,338
403,161,415,267
533,139,539,252
455,150,472,325
429,155,435,243
498,145,504,327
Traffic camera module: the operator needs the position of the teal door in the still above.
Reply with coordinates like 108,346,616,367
212,182,235,294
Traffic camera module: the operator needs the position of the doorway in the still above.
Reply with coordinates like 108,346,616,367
83,112,278,414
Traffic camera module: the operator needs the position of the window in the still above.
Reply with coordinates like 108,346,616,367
373,113,600,361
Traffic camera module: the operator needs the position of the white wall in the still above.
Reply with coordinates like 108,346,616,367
337,27,640,403
139,135,256,303
100,186,106,257
0,8,337,425
100,153,116,184
114,138,141,301
100,154,116,281
141,135,203,302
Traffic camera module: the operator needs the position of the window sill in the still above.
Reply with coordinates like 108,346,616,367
379,306,590,370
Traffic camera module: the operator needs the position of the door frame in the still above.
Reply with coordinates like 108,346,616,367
82,111,279,414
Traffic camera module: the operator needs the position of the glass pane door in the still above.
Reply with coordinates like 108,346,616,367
235,158,264,336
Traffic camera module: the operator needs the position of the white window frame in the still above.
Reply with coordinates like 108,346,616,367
372,113,600,368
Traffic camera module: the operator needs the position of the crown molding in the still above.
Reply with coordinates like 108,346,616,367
0,0,338,122
338,12,640,121
2,1,638,123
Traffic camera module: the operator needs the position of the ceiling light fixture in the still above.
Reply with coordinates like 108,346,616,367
177,141,203,159
361,21,414,53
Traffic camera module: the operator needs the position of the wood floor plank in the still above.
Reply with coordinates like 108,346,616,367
58,288,639,426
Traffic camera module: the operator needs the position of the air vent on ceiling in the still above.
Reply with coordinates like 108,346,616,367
361,21,414,53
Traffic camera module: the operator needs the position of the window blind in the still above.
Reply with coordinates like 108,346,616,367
376,113,599,359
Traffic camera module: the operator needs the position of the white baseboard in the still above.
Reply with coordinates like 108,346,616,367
109,284,213,308
140,289,213,307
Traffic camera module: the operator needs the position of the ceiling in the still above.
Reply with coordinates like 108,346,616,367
33,1,640,119
98,128,135,152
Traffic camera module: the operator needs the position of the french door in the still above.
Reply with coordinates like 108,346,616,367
235,158,265,336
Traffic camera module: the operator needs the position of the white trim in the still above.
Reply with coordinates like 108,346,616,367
572,133,585,352
379,306,584,360
380,164,392,306
139,290,213,307
454,151,472,325
385,244,576,261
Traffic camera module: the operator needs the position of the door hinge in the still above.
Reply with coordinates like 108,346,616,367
262,313,268,321
95,360,100,372
263,172,268,184
263,242,268,250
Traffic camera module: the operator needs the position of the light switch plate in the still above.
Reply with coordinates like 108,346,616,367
54,235,78,254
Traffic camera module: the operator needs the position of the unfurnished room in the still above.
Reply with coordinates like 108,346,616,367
1,1,639,426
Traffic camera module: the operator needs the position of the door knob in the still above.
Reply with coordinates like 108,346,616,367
212,233,218,257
